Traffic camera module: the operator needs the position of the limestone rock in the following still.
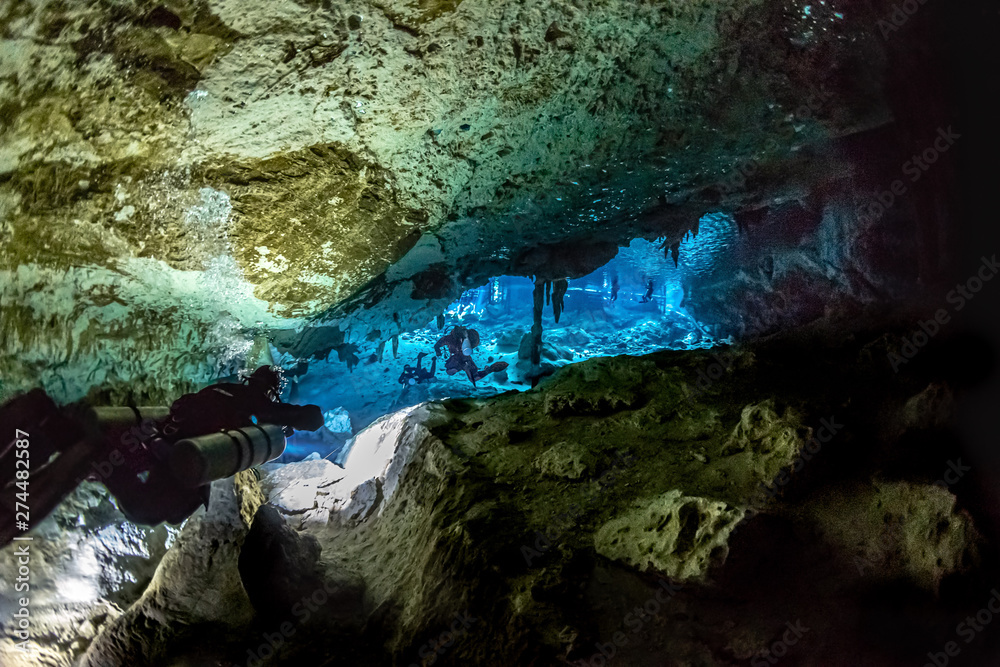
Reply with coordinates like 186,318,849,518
0,482,174,615
0,0,895,403
265,458,344,518
895,382,956,436
802,480,981,594
542,357,654,416
496,327,526,353
80,471,261,667
8,332,994,665
323,406,353,435
664,407,720,441
0,482,172,664
0,601,123,667
534,441,589,479
260,404,437,529
594,489,745,581
723,400,801,455
238,504,366,634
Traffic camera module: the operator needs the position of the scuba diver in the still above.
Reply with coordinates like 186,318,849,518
435,324,475,358
434,326,508,387
639,278,655,303
450,354,509,389
0,366,323,547
611,276,620,302
398,352,437,386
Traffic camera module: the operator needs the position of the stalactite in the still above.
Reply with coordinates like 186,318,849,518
658,238,670,258
392,313,402,359
336,343,360,372
436,313,445,330
670,242,680,268
545,280,551,306
531,280,544,369
552,279,568,323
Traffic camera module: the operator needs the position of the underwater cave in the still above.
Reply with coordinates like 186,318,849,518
1,0,999,665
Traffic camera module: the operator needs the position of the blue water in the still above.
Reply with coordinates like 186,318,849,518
280,213,738,462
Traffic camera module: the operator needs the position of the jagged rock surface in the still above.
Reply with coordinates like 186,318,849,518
0,482,174,663
593,490,746,581
4,332,992,665
79,471,262,667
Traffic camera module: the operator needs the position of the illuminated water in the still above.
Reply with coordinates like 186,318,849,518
282,213,738,462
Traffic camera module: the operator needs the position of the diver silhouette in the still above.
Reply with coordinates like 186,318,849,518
640,278,654,303
0,366,323,546
434,326,508,387
398,352,437,386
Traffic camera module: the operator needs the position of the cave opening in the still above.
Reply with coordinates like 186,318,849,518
282,213,738,463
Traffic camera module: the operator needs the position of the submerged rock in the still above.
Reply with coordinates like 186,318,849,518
534,441,591,480
0,0,905,403
802,479,981,594
80,472,262,667
12,332,994,665
0,482,173,662
323,406,353,434
594,490,745,581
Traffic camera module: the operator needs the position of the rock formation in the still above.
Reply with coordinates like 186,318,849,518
3,330,992,665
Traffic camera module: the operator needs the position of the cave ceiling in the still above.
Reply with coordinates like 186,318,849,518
0,0,910,400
